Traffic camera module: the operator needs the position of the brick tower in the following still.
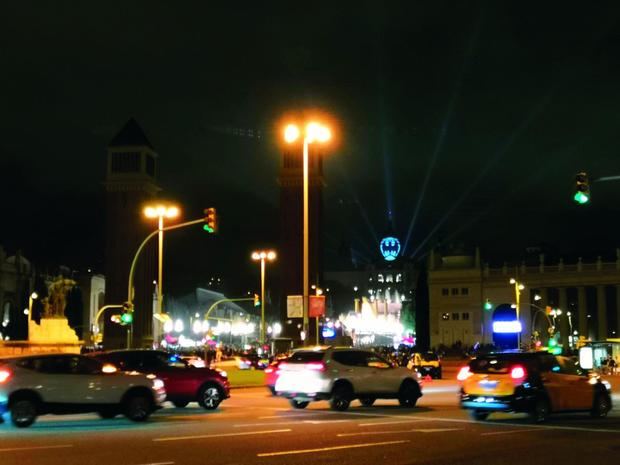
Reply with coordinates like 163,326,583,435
103,119,160,348
278,145,324,340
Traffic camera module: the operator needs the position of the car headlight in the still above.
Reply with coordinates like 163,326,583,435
216,369,228,379
152,378,165,390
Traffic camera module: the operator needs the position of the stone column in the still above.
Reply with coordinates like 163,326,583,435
597,285,607,340
577,286,587,338
558,287,569,347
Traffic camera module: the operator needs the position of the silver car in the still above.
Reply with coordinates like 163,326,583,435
0,353,166,427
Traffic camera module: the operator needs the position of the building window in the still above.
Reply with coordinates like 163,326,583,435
377,274,384,283
111,152,140,173
461,288,469,296
442,288,449,296
452,313,460,320
386,275,393,283
462,312,470,320
396,273,402,283
442,313,450,320
451,288,459,296
145,154,155,176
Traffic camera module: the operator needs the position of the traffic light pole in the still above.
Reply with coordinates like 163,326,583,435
126,217,205,347
204,297,255,320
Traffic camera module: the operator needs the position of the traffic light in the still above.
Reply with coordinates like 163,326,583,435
574,172,590,205
483,299,493,311
254,293,260,307
120,302,133,325
203,208,217,233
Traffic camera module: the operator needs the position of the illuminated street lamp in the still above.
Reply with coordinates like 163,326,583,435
252,250,277,344
284,121,331,338
509,278,525,348
27,292,38,324
144,203,180,340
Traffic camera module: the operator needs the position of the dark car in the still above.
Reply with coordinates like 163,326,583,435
92,350,230,409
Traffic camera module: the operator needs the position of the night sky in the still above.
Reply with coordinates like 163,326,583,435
2,1,620,296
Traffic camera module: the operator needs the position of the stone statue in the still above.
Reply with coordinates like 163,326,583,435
45,278,77,318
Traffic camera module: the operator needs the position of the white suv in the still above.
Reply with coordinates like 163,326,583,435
275,347,422,411
0,353,166,427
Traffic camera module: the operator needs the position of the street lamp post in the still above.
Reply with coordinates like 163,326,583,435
509,278,525,349
284,122,331,339
252,250,276,345
144,204,180,343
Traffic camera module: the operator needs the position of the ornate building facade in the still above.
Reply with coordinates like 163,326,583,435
429,248,620,349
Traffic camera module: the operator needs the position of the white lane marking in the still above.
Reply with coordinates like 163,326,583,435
259,413,322,419
359,419,426,427
235,419,350,427
481,429,539,436
338,428,460,437
304,419,351,424
413,415,620,435
235,422,300,428
154,429,292,442
0,444,74,453
257,440,410,457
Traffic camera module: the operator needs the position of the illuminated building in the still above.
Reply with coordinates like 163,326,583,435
428,247,620,348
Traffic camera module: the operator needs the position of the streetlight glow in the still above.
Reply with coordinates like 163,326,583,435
284,124,300,143
509,278,516,285
251,249,277,344
30,292,38,300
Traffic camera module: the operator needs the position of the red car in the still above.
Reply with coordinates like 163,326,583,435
264,356,289,395
93,350,230,409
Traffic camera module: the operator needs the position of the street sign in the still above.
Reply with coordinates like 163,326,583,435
287,295,303,318
309,295,326,317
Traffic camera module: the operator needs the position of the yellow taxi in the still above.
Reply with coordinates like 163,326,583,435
458,351,612,422
407,352,442,379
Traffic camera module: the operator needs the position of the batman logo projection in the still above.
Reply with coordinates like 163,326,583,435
380,237,401,261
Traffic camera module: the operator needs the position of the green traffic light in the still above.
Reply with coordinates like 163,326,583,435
484,301,493,311
121,312,133,324
203,224,214,233
573,191,589,204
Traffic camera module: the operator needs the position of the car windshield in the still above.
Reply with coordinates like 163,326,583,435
287,351,325,363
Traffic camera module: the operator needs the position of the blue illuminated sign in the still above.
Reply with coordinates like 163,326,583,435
322,327,336,338
380,237,401,261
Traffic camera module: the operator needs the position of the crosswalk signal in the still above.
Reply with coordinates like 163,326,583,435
574,172,590,205
203,208,217,233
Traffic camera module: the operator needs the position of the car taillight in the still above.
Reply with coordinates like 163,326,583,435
511,365,526,380
457,366,471,381
306,362,326,371
0,369,11,383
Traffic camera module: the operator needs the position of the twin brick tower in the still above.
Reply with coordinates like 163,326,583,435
103,120,323,347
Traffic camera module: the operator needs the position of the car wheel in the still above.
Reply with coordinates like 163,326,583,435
172,401,189,408
124,395,152,422
290,400,309,409
10,399,37,428
530,397,550,423
359,396,375,407
268,386,276,396
436,369,442,380
330,383,353,411
591,392,611,418
469,410,489,421
98,408,118,419
199,384,223,410
398,380,420,408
